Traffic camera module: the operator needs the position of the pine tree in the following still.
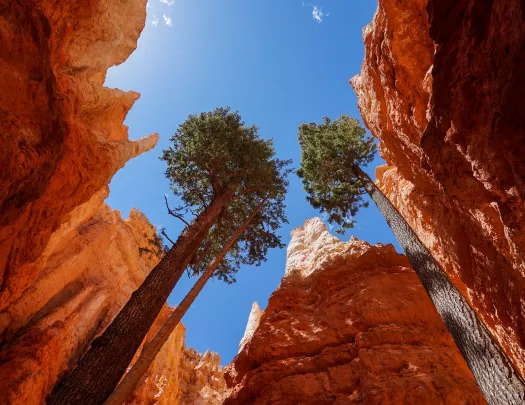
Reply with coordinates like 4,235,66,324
49,108,291,405
297,115,525,404
104,197,272,405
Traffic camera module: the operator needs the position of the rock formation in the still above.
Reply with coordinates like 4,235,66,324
0,0,158,313
0,195,226,404
124,306,187,405
351,0,525,377
125,308,226,405
178,348,227,405
225,218,485,404
0,1,226,403
238,302,263,352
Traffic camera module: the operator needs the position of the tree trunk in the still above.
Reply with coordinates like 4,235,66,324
353,165,525,405
48,190,235,405
104,198,267,405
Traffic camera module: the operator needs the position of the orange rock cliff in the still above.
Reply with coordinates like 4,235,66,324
0,196,226,404
224,218,485,404
0,0,523,404
351,0,525,376
0,0,225,404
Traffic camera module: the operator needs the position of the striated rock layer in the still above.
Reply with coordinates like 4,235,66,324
225,218,485,404
0,0,158,312
351,0,525,376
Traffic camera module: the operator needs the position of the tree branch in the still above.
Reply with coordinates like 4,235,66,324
209,167,219,196
190,239,210,266
189,188,209,207
231,187,265,202
160,230,175,245
164,195,190,227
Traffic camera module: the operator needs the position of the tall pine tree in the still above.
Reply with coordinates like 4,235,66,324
50,108,291,405
297,115,525,404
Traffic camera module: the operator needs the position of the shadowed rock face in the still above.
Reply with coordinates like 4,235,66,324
351,0,525,377
0,0,158,311
225,218,485,405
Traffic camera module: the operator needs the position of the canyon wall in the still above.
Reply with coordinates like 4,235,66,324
0,0,158,312
0,194,226,404
0,0,226,403
351,0,525,376
225,218,485,404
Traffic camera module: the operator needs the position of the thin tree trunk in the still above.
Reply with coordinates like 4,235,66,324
104,198,267,405
353,164,525,405
48,190,235,405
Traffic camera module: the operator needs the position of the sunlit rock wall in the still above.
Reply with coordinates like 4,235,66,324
0,0,158,312
351,0,525,376
0,0,227,403
0,197,226,405
225,218,485,404
0,199,165,404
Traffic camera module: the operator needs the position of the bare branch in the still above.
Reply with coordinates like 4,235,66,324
164,195,190,227
160,230,175,245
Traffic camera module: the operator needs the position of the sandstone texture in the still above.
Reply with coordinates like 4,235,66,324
238,302,263,352
351,0,525,376
225,218,485,405
125,308,226,405
0,0,226,403
178,348,227,405
0,199,161,404
0,0,158,312
0,197,226,405
125,306,187,405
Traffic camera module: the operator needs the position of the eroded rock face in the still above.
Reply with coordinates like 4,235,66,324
124,306,227,405
0,0,158,312
178,348,227,404
124,306,187,405
351,0,525,376
225,218,485,404
238,302,263,352
0,198,226,404
0,1,227,403
0,200,162,404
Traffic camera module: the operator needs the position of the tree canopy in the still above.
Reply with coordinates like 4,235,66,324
161,107,291,283
297,115,377,234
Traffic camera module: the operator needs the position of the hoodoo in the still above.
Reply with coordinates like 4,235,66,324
225,218,485,404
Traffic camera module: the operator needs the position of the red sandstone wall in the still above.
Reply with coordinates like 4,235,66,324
225,218,485,404
0,0,157,312
351,0,525,377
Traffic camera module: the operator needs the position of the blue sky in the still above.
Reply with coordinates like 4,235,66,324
105,0,396,365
